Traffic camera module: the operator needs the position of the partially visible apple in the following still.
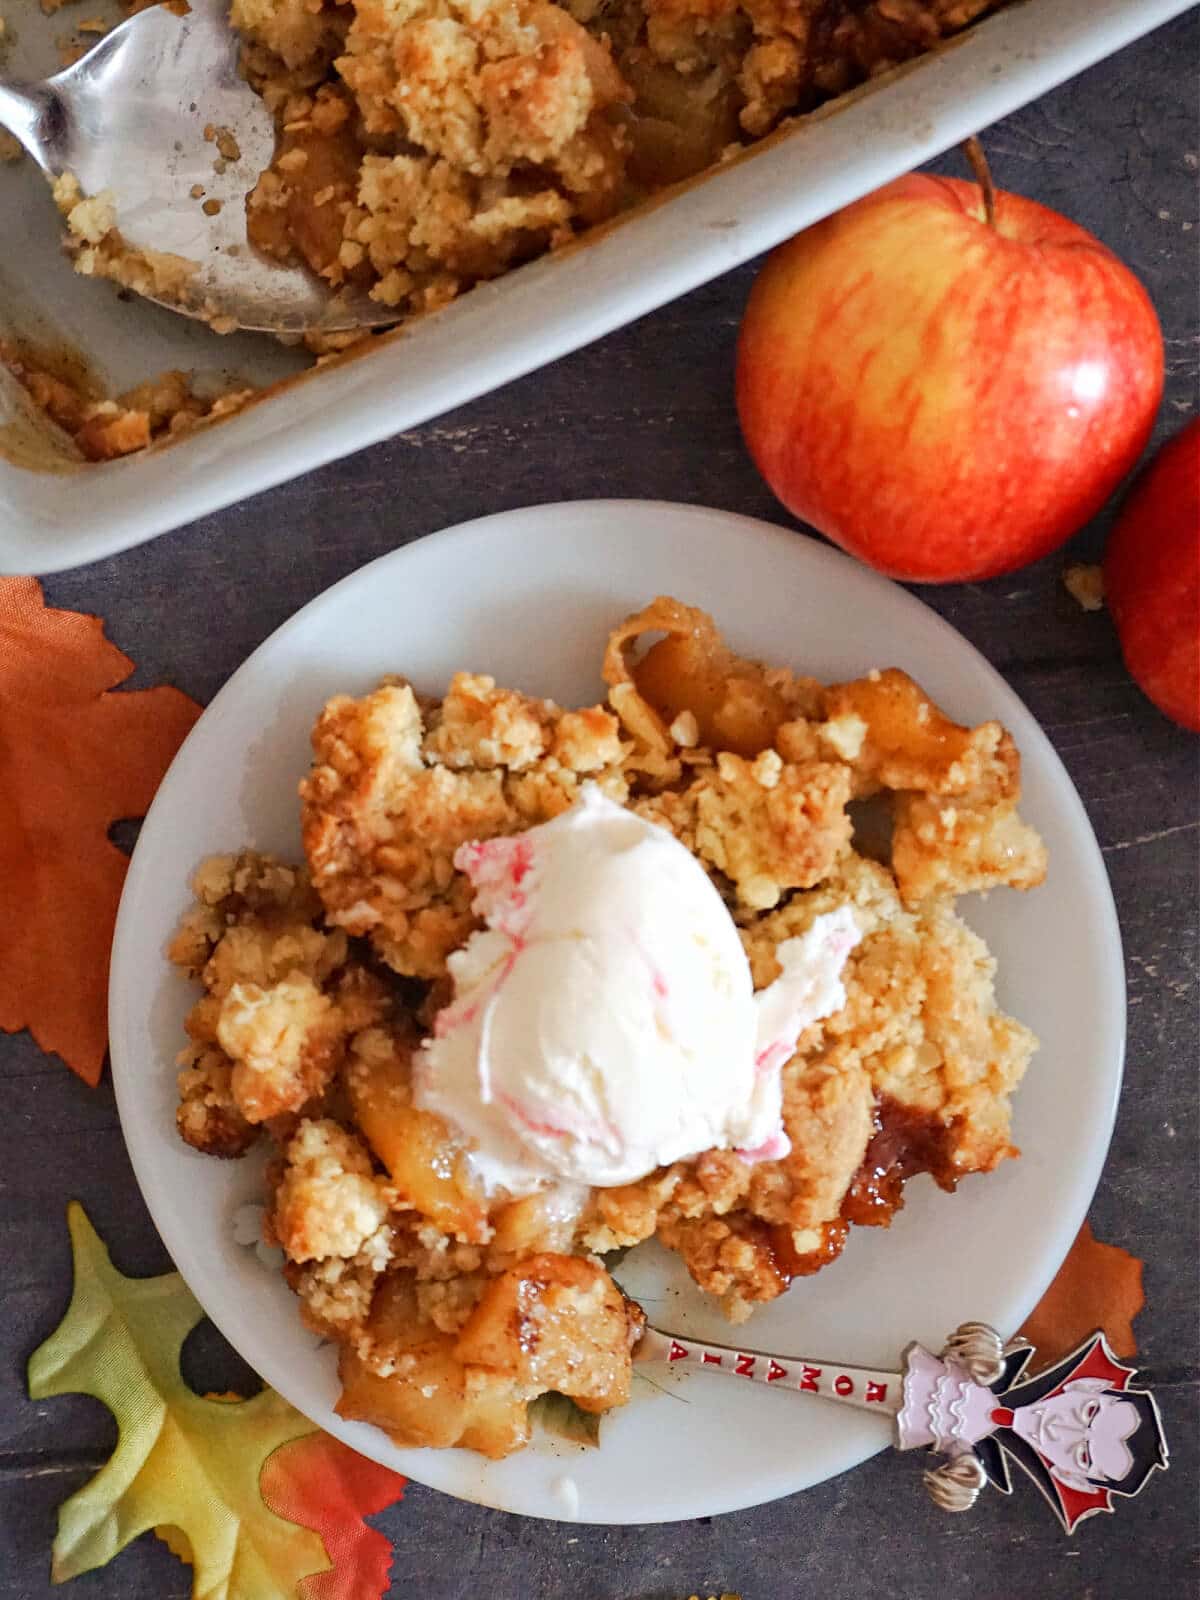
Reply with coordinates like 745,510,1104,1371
1103,420,1200,732
737,169,1164,582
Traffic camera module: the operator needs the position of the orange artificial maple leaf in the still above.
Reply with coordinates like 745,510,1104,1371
1021,1222,1145,1372
0,578,199,1083
261,1431,406,1600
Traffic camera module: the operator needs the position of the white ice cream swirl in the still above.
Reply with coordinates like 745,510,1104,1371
414,785,859,1195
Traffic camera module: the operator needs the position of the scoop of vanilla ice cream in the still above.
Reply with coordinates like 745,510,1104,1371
414,785,859,1195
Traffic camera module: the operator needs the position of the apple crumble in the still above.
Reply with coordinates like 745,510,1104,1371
8,1,1007,459
237,0,1006,317
170,596,1045,1458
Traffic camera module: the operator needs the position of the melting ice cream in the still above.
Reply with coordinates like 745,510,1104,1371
414,785,859,1194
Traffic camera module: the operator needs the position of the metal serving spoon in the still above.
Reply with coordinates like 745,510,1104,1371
0,0,396,335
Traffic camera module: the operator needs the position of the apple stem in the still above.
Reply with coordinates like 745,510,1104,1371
963,136,997,228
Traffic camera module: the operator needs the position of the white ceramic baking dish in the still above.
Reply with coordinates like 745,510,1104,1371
0,0,1190,575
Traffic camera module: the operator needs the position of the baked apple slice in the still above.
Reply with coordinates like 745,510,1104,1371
345,1026,488,1243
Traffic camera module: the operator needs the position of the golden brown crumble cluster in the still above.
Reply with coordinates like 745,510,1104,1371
300,671,628,977
0,334,254,463
171,595,1044,1455
235,0,1005,316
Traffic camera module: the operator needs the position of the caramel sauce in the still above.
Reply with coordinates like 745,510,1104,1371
841,1097,961,1229
755,1099,962,1296
766,1218,851,1287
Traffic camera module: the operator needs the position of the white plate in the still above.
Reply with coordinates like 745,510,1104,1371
109,501,1124,1523
2,0,1190,574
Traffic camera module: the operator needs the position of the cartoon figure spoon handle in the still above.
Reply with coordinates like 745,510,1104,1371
635,1320,1168,1531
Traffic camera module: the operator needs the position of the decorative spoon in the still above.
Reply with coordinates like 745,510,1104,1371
0,0,396,335
636,1319,1168,1531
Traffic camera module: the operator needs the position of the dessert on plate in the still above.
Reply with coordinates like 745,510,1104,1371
170,595,1046,1457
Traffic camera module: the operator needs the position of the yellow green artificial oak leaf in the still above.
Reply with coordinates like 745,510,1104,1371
27,1202,330,1597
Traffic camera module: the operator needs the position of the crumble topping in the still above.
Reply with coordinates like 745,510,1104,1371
299,676,629,977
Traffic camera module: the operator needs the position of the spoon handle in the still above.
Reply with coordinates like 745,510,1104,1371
0,78,59,173
636,1325,902,1417
635,1320,1169,1531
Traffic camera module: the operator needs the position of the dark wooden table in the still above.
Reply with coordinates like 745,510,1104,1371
3,13,1197,1597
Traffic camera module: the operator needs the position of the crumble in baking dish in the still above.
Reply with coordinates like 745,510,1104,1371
236,0,1006,316
1,0,1006,459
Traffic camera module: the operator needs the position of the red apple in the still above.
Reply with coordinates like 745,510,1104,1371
1103,420,1200,732
737,171,1164,582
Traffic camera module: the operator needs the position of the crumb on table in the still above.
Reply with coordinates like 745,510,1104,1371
1063,564,1106,612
